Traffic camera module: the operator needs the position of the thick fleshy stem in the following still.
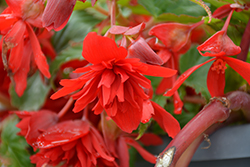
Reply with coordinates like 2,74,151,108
175,110,243,167
57,98,74,118
237,18,250,61
155,91,250,167
155,100,230,167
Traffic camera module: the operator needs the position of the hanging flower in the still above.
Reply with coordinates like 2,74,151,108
51,32,177,133
0,0,51,96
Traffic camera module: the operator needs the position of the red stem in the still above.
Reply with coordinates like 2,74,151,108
57,98,74,118
221,9,234,32
155,91,250,167
155,100,230,167
237,18,250,61
110,0,116,26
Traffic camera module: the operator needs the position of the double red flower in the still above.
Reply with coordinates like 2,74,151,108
51,32,178,133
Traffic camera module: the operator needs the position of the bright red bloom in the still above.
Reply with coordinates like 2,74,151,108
51,32,177,133
0,0,51,96
43,0,97,31
31,120,115,167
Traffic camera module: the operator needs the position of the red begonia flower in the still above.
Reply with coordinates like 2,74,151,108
0,0,51,96
31,120,115,167
15,110,59,147
51,32,177,133
43,0,98,31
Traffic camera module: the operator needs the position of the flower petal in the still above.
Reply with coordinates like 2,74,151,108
82,32,128,64
140,63,177,78
124,137,156,164
111,105,142,133
165,58,216,96
117,137,129,167
151,101,180,138
149,23,192,52
141,100,154,123
128,37,163,65
42,0,77,30
207,64,225,97
26,23,51,78
197,31,241,57
223,56,250,85
35,120,90,148
139,133,163,146
26,110,59,146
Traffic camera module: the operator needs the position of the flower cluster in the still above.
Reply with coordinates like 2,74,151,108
0,0,250,167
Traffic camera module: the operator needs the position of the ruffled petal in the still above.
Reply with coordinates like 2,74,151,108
151,101,180,138
207,63,225,97
165,58,216,96
82,32,128,64
223,56,250,85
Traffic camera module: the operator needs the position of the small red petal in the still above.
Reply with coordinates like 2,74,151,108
149,23,192,52
117,137,129,167
223,56,250,85
207,63,225,97
26,23,51,78
82,32,127,64
124,22,145,36
165,58,216,96
140,63,177,78
139,133,163,146
128,37,163,65
141,100,154,123
124,137,156,164
151,101,180,138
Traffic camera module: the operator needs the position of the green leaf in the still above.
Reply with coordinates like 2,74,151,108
138,0,208,17
156,13,203,24
50,45,84,76
179,45,213,100
224,66,246,93
135,120,152,140
0,116,32,167
52,10,101,53
10,72,50,111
